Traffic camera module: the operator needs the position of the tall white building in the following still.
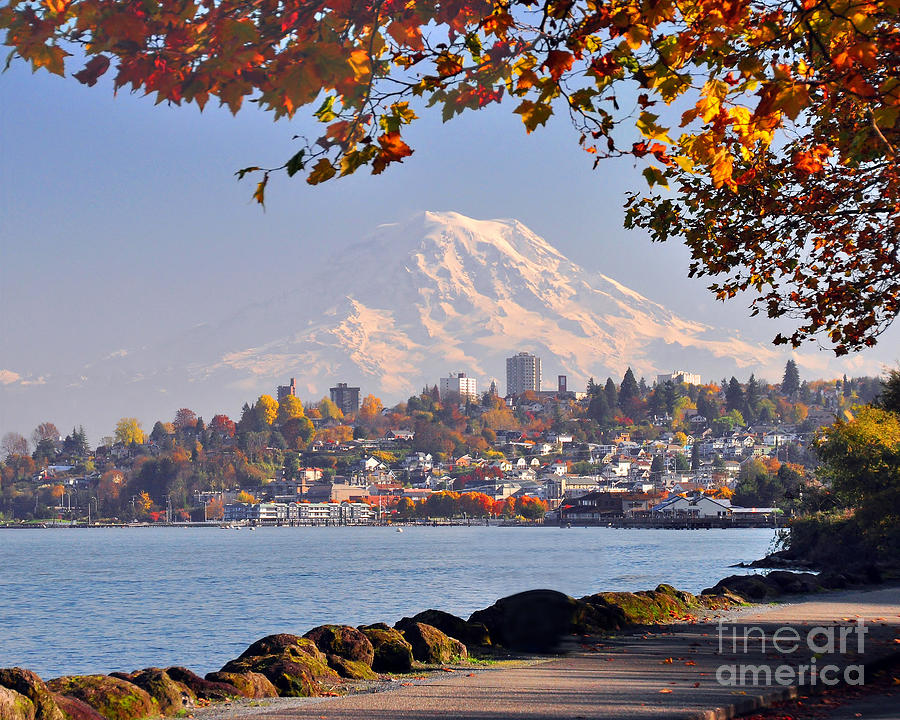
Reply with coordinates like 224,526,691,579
656,370,702,386
506,352,542,396
439,372,478,400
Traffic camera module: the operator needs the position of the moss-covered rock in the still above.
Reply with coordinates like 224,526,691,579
204,672,277,699
469,589,619,652
162,667,240,701
51,694,105,720
220,655,328,697
109,669,193,716
324,656,379,680
0,668,66,720
45,676,156,720
394,620,468,664
304,625,374,667
584,589,694,626
237,635,324,663
357,624,414,673
407,610,492,648
0,685,35,720
220,632,339,700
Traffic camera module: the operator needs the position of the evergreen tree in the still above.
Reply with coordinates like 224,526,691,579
588,392,610,425
586,377,599,396
877,368,900,413
690,441,700,471
725,377,744,413
745,374,761,423
619,368,639,409
604,377,618,410
781,359,801,396
660,380,677,415
638,377,648,396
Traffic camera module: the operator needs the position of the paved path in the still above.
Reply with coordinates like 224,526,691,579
197,587,900,720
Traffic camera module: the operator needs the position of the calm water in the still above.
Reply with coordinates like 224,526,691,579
0,526,777,678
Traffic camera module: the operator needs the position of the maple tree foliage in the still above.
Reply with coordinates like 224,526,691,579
2,0,899,351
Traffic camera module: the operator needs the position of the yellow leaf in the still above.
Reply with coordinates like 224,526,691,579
773,83,811,120
636,111,673,143
514,99,552,132
306,158,336,185
347,48,370,81
673,155,694,173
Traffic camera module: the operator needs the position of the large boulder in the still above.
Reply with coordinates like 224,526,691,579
204,672,277,699
702,574,780,601
583,588,694,626
45,675,156,720
108,669,193,715
220,635,338,698
50,694,105,720
469,589,616,652
219,655,331,697
0,685,35,720
764,571,824,595
237,634,324,663
163,667,240,701
357,624,414,673
324,656,379,680
394,620,468,664
407,610,492,648
0,669,66,720
304,625,375,667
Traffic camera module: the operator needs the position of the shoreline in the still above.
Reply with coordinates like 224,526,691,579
0,520,781,529
3,569,896,720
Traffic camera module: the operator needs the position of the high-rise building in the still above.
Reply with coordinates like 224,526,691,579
330,382,360,416
439,372,478,401
277,378,296,403
506,352,542,396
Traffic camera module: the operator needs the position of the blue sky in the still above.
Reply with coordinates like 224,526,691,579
1,59,898,440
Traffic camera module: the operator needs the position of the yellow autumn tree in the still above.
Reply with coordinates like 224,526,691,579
255,395,279,426
115,417,145,445
276,395,304,424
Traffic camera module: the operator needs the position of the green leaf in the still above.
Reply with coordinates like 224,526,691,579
314,95,337,122
642,165,669,188
285,150,306,177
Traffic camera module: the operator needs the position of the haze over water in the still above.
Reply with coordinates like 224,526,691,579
0,526,776,678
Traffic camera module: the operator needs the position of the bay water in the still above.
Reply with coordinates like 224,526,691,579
0,526,777,678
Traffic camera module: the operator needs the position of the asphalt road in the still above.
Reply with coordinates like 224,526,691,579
194,586,900,720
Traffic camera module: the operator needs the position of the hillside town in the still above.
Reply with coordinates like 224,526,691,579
0,355,884,528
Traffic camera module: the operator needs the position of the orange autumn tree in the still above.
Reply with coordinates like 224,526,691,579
3,0,899,351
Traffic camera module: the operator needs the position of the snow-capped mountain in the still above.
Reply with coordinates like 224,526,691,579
2,210,787,437
184,210,779,396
